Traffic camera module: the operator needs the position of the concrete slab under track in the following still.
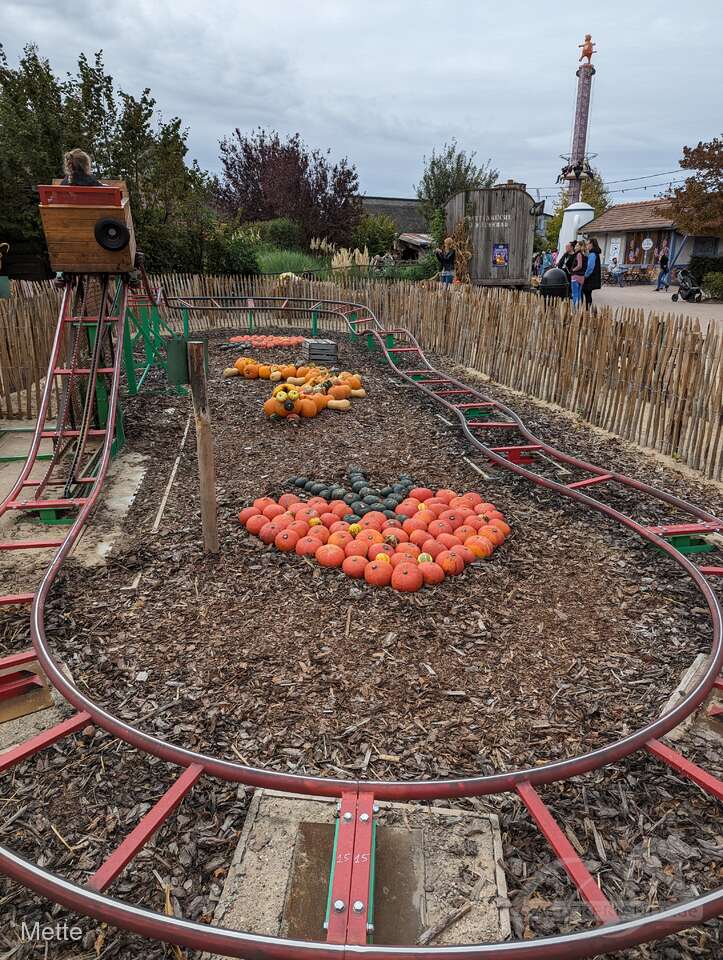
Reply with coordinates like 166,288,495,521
207,789,509,956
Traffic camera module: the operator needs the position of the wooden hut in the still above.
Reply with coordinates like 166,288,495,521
445,182,536,287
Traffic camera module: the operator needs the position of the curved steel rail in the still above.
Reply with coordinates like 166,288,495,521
1,293,721,959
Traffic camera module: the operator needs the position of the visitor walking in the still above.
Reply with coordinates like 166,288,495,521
583,238,602,308
570,241,587,307
655,244,670,291
541,249,554,273
435,238,456,285
610,257,625,287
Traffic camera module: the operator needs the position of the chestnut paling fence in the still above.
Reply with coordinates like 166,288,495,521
1,275,721,479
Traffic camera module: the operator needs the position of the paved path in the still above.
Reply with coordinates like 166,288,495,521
593,285,723,333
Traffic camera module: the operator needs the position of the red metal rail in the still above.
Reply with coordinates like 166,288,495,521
0,294,721,959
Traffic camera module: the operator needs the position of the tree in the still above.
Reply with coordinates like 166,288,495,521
352,213,396,256
415,139,498,228
0,44,65,246
545,169,612,249
656,136,723,236
217,128,362,245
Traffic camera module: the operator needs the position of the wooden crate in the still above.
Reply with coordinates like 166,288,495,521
39,182,136,273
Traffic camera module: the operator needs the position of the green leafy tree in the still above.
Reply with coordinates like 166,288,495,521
415,139,498,229
61,51,118,173
352,213,397,256
0,44,65,246
545,169,611,248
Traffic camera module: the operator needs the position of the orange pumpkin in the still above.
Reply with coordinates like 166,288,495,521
244,364,259,379
364,560,393,587
263,398,278,417
239,506,260,525
346,374,362,390
342,555,369,578
311,393,328,412
296,366,309,378
275,529,299,552
295,535,320,557
391,561,424,592
316,543,345,568
258,365,272,379
328,384,351,400
299,398,318,418
280,365,297,379
418,561,445,585
464,535,494,559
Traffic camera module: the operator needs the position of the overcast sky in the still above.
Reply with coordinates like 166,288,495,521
4,1,722,207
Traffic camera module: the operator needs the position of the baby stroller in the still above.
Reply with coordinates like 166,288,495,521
671,269,702,303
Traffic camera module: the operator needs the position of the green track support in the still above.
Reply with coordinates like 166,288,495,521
661,534,715,555
463,407,495,421
311,311,319,337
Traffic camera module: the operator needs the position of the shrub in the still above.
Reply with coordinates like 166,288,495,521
248,218,303,249
204,229,259,275
689,255,723,283
702,272,723,300
256,247,327,275
352,214,397,257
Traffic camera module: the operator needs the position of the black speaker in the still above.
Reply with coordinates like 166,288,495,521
94,218,130,252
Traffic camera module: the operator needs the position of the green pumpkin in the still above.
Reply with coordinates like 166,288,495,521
294,476,308,488
343,514,361,523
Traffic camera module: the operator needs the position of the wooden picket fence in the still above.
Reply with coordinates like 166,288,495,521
2,274,721,479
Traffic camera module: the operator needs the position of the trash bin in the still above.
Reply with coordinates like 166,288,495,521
539,267,569,302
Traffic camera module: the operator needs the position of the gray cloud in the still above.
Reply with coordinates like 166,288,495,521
3,1,722,204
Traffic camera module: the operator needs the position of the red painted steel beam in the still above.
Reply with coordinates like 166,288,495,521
54,368,115,376
0,672,43,702
701,567,723,577
455,402,498,410
490,444,543,453
346,791,375,945
6,499,88,510
0,650,38,670
516,782,619,925
647,522,721,536
707,703,723,719
567,474,614,490
0,540,65,551
326,791,359,944
468,422,518,430
0,593,34,607
40,430,106,439
88,764,204,892
645,739,723,802
713,677,723,691
0,712,91,774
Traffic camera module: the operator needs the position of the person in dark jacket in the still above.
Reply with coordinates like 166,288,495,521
655,244,670,291
435,237,456,285
582,238,602,308
61,149,104,187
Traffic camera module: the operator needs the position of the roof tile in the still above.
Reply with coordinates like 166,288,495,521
585,200,675,233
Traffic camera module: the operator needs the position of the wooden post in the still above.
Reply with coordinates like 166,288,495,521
187,340,219,554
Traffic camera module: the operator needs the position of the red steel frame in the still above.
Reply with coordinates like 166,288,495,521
0,292,721,959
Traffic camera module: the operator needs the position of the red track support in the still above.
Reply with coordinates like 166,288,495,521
326,791,359,944
6,498,88,510
0,712,91,774
346,791,375,945
0,540,65,551
647,522,721,536
0,650,38,670
88,763,204,892
645,740,723,801
468,421,518,430
567,474,614,490
516,782,619,925
0,594,35,607
714,678,723,691
701,567,723,577
0,672,43,702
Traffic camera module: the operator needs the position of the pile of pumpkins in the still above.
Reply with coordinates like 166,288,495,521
227,334,305,348
224,357,366,420
239,485,510,592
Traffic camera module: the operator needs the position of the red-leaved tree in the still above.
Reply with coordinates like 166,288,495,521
656,136,723,236
217,128,362,245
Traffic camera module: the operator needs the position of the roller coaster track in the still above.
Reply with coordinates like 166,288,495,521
0,288,721,958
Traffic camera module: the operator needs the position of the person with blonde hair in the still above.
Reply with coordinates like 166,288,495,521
61,148,104,187
435,236,456,285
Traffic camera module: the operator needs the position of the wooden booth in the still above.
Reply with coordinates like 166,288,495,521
445,182,536,287
38,180,136,274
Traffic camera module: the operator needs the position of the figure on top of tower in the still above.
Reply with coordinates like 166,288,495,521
578,34,596,64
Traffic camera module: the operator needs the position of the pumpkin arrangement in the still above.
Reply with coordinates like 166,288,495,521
239,469,510,592
223,357,367,421
227,334,305,349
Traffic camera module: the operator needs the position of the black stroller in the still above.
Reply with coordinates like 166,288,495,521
671,269,703,303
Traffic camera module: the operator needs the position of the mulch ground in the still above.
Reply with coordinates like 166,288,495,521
0,325,721,959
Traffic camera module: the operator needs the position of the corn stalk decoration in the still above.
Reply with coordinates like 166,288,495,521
451,218,472,284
